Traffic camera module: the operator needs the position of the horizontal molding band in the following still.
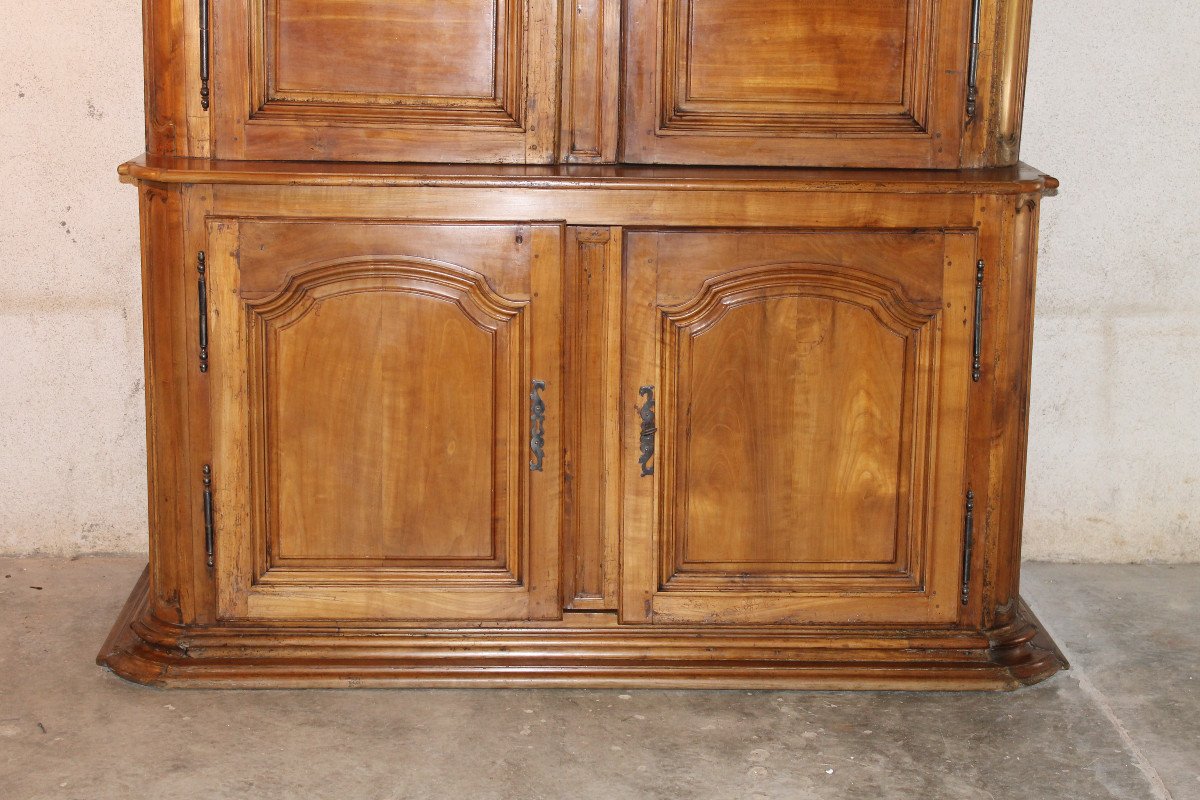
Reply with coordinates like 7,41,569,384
120,156,1058,195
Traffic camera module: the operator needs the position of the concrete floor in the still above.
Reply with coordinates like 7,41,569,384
0,559,1196,800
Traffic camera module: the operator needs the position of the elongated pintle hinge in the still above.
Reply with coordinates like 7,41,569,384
199,0,211,110
972,259,985,382
966,0,982,119
202,465,215,569
197,252,209,373
961,490,975,605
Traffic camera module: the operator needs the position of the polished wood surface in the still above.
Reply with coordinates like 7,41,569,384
105,0,1059,688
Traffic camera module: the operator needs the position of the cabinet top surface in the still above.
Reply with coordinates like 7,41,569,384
121,156,1057,194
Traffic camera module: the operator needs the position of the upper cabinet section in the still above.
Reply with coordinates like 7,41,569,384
208,0,560,162
623,0,969,168
144,0,1033,167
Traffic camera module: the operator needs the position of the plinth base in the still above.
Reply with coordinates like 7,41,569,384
99,567,1066,690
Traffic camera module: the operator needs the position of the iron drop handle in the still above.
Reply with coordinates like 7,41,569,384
637,386,656,477
529,380,546,472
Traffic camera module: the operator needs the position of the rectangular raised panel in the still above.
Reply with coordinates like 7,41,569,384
212,0,559,162
260,0,519,122
207,220,563,621
621,230,976,625
622,0,970,167
562,227,623,609
684,0,910,106
560,0,621,161
272,0,500,100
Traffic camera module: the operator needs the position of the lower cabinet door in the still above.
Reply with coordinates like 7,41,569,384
205,221,563,622
620,229,977,625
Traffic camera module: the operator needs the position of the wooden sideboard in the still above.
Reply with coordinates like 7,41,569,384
100,0,1065,689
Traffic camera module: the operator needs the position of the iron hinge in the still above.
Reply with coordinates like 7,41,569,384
972,259,985,382
961,490,975,605
197,251,209,373
202,464,215,569
966,0,983,119
199,0,211,110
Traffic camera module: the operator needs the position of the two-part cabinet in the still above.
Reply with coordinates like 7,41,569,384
101,0,1066,688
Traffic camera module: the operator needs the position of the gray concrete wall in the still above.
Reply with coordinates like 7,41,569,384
0,1,1196,561
1020,0,1200,561
0,0,147,555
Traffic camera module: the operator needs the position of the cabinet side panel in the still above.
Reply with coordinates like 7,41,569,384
144,0,187,154
961,0,1033,167
181,187,217,623
144,0,211,156
979,193,1042,626
139,183,195,622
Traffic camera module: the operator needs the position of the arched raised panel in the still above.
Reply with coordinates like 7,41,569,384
244,259,527,574
660,264,939,335
250,257,526,332
659,265,941,589
621,230,975,626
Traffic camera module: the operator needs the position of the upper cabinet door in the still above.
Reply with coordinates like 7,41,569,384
211,0,560,162
622,0,971,167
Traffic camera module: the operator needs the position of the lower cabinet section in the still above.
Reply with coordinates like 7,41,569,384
101,163,1067,689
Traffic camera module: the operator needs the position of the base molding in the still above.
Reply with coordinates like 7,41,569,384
98,567,1067,690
